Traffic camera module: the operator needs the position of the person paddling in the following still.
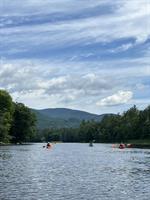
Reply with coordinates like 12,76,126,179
46,142,51,148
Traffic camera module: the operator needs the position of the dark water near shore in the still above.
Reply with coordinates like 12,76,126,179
0,143,150,200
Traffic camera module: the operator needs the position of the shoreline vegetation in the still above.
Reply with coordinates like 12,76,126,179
0,90,36,144
126,139,150,148
0,90,150,148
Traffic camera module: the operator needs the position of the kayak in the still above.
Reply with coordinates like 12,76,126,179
119,144,126,149
47,145,52,149
112,144,126,149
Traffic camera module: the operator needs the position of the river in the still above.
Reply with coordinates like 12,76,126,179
0,143,150,200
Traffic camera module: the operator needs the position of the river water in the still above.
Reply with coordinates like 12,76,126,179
0,143,150,200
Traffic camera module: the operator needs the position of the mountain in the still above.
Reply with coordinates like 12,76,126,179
31,108,107,129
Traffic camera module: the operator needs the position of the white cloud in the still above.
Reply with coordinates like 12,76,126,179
0,59,120,108
0,62,42,93
0,0,149,52
96,90,133,107
0,58,149,103
0,0,150,113
0,57,149,113
110,43,134,53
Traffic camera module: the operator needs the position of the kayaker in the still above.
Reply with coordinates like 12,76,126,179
89,140,93,147
47,142,51,148
119,143,125,149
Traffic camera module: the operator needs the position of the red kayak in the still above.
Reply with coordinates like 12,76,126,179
119,143,125,149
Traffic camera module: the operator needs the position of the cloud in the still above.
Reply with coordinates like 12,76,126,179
0,0,149,113
0,0,149,58
110,43,134,53
0,59,119,105
0,57,149,102
0,60,47,94
0,57,149,113
0,0,112,16
44,73,115,99
96,90,133,107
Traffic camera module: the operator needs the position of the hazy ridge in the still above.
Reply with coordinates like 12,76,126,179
31,108,107,129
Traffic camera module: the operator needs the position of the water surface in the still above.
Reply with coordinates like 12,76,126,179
0,143,150,200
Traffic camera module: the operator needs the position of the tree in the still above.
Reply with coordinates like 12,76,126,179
11,103,36,143
138,106,150,139
0,90,14,142
122,105,140,139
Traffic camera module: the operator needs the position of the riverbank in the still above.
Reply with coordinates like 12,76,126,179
127,139,150,149
0,142,11,146
0,142,34,146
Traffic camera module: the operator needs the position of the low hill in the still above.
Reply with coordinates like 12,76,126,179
31,108,107,129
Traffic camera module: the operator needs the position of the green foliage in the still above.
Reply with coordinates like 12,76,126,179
32,108,104,129
0,90,37,143
38,105,150,143
0,90,14,113
0,90,14,142
10,103,36,143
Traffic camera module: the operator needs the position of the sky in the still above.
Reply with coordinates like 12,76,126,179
0,0,150,114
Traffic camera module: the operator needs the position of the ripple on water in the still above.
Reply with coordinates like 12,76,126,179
0,143,150,200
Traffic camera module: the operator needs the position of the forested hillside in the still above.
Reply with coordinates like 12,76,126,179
37,105,150,143
32,108,105,129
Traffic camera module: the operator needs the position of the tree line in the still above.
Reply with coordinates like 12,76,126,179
38,105,150,143
1,89,150,144
0,90,36,143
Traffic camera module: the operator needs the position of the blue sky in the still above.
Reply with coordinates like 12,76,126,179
0,0,150,114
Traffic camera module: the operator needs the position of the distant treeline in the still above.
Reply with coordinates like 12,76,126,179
1,90,150,144
0,90,36,143
37,105,150,143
